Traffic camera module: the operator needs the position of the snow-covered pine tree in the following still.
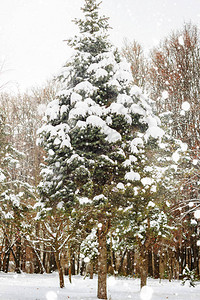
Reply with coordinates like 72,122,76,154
37,0,165,297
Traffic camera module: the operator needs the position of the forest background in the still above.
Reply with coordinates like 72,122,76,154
0,1,200,300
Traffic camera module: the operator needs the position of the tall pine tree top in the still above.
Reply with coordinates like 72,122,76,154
68,0,111,55
37,0,165,212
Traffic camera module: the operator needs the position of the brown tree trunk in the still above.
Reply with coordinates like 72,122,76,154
109,232,114,275
3,238,11,273
159,253,165,281
118,248,127,275
34,223,41,273
97,226,107,299
151,249,155,278
71,254,76,275
67,220,72,283
54,251,65,288
90,262,94,279
80,259,85,276
67,247,72,283
21,241,26,272
140,251,148,288
77,249,80,275
3,251,10,273
15,235,21,274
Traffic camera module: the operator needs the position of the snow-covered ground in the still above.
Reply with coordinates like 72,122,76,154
0,272,199,300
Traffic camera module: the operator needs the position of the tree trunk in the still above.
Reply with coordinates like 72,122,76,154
3,251,10,273
109,232,114,275
140,251,148,289
151,249,155,278
97,227,107,299
77,250,80,275
118,248,127,275
80,259,85,276
90,262,94,279
54,251,65,288
0,238,4,271
127,249,134,276
21,241,26,272
159,254,165,281
3,237,12,273
34,223,41,273
31,246,45,274
15,235,21,273
71,253,76,275
66,220,72,283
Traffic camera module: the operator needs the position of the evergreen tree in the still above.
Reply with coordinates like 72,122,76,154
38,0,166,297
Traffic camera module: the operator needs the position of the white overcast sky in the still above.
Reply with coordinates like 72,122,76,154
0,0,200,92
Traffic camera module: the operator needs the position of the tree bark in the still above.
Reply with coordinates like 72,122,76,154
90,262,94,279
71,253,76,275
77,250,80,275
67,220,72,283
67,246,72,283
140,251,148,288
118,248,127,275
54,251,65,288
3,238,11,273
159,253,165,281
15,235,21,273
97,226,107,299
151,249,155,278
127,249,134,276
3,251,10,273
34,223,41,273
109,232,117,276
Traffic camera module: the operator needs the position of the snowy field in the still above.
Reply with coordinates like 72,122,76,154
0,272,200,300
